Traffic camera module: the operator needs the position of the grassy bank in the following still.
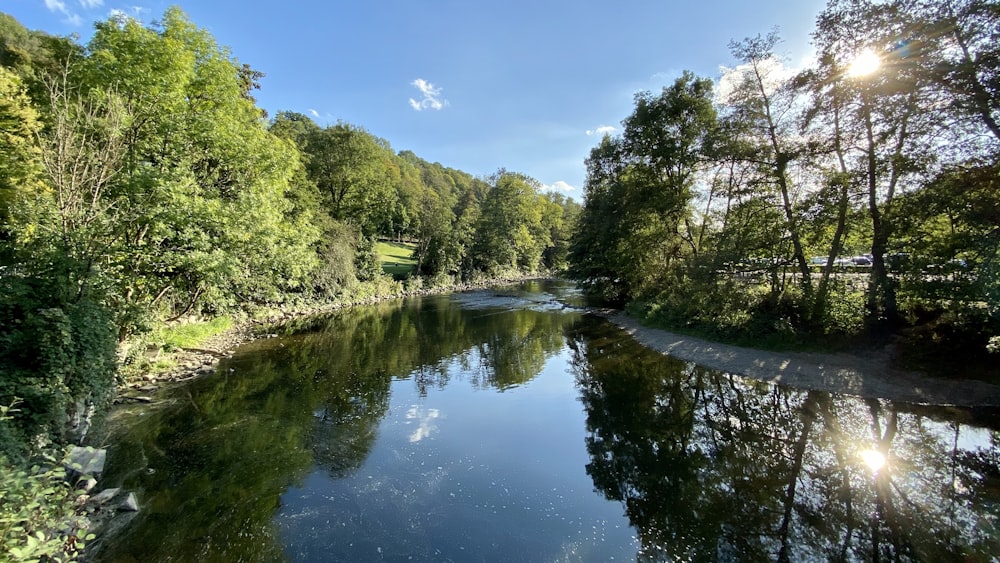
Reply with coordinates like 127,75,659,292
376,241,418,278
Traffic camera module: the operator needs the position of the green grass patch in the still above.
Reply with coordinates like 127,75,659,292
376,241,418,277
153,316,234,350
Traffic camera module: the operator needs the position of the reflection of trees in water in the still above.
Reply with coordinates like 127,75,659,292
468,311,568,389
310,369,391,479
571,319,1000,562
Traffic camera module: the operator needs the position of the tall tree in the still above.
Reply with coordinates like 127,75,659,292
472,171,546,275
571,72,717,300
813,0,941,329
723,32,814,300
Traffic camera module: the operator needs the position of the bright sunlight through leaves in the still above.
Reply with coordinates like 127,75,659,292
848,48,881,77
860,449,887,472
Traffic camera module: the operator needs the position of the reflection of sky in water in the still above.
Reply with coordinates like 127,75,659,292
97,281,1000,562
275,351,639,562
405,405,440,443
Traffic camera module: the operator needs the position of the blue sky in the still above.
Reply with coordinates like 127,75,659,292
5,0,827,198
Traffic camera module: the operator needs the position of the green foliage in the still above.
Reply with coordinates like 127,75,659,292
0,273,117,442
59,7,321,323
298,121,401,236
471,171,556,276
1,403,93,563
1,448,95,562
571,73,717,301
570,1,999,355
0,66,42,226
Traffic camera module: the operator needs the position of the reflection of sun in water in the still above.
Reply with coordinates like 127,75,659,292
848,49,881,77
860,449,887,472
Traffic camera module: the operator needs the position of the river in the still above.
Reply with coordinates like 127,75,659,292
92,280,1000,562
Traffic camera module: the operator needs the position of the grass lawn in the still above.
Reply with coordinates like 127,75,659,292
376,240,418,277
152,316,234,350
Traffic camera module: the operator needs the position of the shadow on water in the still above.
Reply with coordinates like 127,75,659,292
91,280,999,562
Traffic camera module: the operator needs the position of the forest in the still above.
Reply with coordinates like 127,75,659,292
0,7,579,456
0,0,997,558
570,0,998,366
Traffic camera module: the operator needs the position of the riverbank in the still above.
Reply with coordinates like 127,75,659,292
118,276,551,400
120,280,1000,408
598,310,1000,408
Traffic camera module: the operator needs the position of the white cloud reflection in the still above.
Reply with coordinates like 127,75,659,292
405,405,441,443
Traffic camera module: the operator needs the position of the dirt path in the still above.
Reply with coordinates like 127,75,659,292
600,311,1000,407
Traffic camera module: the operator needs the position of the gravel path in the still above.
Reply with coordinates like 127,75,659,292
601,311,1000,407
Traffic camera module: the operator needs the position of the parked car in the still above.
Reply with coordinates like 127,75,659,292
833,257,854,267
851,255,872,266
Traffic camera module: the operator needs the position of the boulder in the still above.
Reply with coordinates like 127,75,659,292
119,492,140,512
65,446,107,476
89,487,121,506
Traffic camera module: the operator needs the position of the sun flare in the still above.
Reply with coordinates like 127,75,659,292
860,449,887,472
848,49,881,77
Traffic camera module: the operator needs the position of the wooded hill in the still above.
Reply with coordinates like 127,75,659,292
0,8,579,451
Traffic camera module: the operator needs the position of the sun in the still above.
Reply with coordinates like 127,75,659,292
860,449,887,472
848,49,881,78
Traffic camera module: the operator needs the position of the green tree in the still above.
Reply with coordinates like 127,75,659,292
304,122,399,236
812,0,941,329
570,73,717,300
77,8,319,322
0,66,42,230
472,171,547,275
723,33,814,300
920,0,1000,145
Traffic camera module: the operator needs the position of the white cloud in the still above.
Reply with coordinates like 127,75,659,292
79,0,104,8
108,6,144,21
45,0,83,24
541,180,577,193
308,108,320,118
44,0,68,12
716,56,796,104
586,125,616,136
108,8,129,21
408,78,448,111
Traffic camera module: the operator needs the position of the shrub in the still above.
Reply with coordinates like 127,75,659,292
0,450,94,562
1,403,95,562
0,275,117,443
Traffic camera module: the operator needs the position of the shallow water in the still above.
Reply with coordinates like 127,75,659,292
94,280,1000,562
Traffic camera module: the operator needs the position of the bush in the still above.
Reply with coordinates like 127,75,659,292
0,402,94,562
897,301,999,376
0,275,117,444
0,450,94,562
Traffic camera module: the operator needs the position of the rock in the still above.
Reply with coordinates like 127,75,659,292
89,487,121,506
139,385,158,392
65,446,107,476
119,492,140,512
131,396,153,403
82,478,99,493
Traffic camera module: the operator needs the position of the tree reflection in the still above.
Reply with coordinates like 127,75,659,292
95,283,583,561
572,318,1000,562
